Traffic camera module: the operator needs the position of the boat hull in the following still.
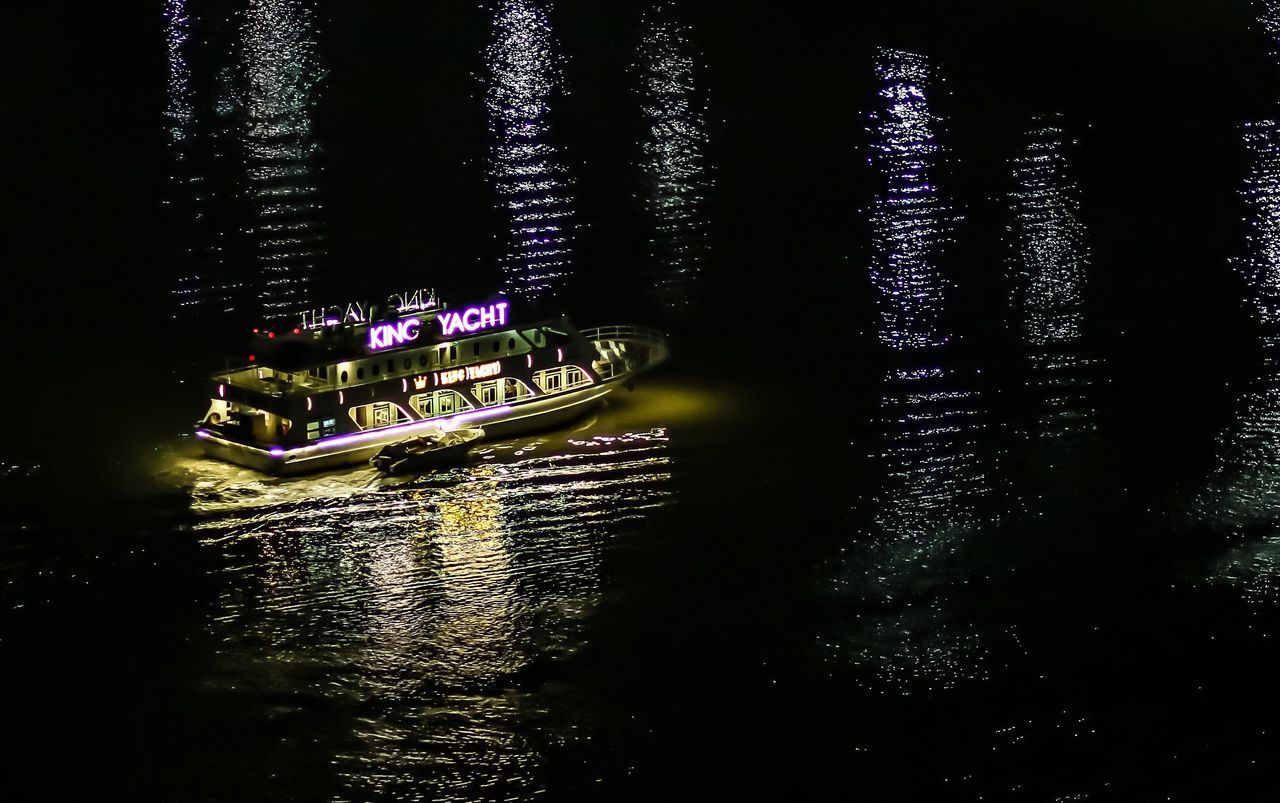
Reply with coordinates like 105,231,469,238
198,381,615,475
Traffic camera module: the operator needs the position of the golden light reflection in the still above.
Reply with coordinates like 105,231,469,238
166,390,686,799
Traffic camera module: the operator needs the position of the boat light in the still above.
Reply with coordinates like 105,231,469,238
306,397,313,411
218,384,225,398
269,447,284,457
310,406,513,451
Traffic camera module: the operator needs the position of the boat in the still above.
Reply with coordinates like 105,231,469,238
369,426,484,474
193,288,668,474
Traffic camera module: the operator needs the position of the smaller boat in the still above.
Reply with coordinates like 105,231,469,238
369,427,484,474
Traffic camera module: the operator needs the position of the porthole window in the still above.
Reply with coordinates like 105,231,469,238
340,370,349,383
357,367,366,380
508,337,516,350
405,357,413,370
419,354,428,367
371,364,380,377
492,340,500,353
387,359,394,373
473,342,481,356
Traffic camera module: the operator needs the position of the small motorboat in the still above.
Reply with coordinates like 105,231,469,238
369,427,485,475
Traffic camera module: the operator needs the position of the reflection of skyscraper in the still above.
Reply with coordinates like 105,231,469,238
1007,116,1089,348
165,0,329,325
826,365,995,692
165,0,241,320
484,0,577,304
866,48,961,351
1007,116,1099,439
635,1,713,316
1234,120,1280,326
242,0,330,322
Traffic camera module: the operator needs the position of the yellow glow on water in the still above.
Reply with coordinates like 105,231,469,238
162,375,695,798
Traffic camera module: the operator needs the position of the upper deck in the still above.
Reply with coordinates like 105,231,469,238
217,297,582,399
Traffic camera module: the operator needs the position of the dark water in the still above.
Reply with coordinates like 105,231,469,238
8,0,1280,799
3,347,1280,800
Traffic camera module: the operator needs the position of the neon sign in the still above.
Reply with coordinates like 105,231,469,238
438,302,509,337
299,288,437,331
435,361,502,387
368,318,421,351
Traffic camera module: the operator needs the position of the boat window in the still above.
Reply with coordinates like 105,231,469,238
387,359,395,373
408,389,474,419
406,357,414,370
533,366,593,394
419,354,428,368
348,402,411,430
473,342,481,357
508,337,516,350
340,370,348,384
357,367,365,380
306,418,338,441
449,346,457,361
472,380,500,407
493,340,501,353
371,364,380,377
502,378,533,401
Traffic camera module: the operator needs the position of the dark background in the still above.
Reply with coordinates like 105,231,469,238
0,0,1275,455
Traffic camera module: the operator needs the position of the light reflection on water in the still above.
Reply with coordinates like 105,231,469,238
634,0,714,316
1198,341,1280,605
164,386,698,799
242,0,329,320
866,48,961,351
1200,108,1280,606
484,0,577,303
826,364,998,693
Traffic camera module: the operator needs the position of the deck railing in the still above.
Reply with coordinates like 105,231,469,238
580,325,667,348
581,325,669,379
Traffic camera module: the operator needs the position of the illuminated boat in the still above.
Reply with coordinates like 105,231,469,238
369,426,484,475
193,290,668,475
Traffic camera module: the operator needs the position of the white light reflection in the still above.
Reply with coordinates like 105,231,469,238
1198,339,1280,606
166,0,240,319
1234,119,1280,326
826,366,996,693
1007,116,1100,439
1007,115,1089,348
484,0,577,303
634,1,714,315
1199,108,1280,605
867,48,961,351
242,0,329,322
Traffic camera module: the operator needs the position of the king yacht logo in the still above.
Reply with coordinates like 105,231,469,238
438,302,510,338
368,318,421,351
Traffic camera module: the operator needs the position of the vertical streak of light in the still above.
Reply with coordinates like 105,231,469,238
162,0,194,148
166,0,238,319
634,1,713,315
1007,115,1090,348
866,48,961,351
1236,119,1280,326
484,0,577,304
242,0,328,322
